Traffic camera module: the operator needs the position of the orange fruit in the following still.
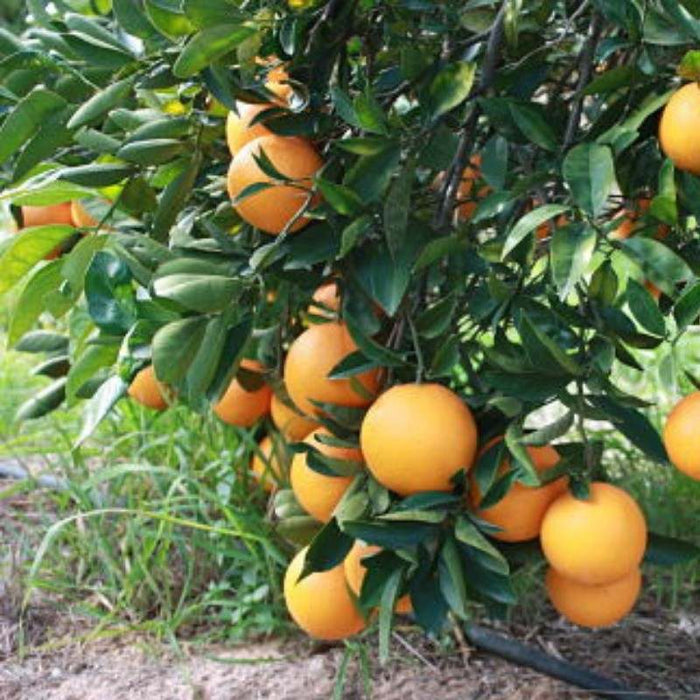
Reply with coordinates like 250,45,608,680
213,359,272,428
308,282,340,317
659,83,700,175
227,135,323,235
270,393,319,441
344,541,412,614
70,200,99,228
284,321,382,416
536,214,569,241
290,427,361,522
470,439,567,542
284,546,366,640
20,203,74,228
540,482,647,585
251,435,286,491
433,155,489,222
225,101,276,155
360,383,478,496
663,392,700,480
545,567,642,629
128,365,169,410
645,280,661,300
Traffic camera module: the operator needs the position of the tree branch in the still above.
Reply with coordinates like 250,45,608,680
562,12,603,150
434,1,507,230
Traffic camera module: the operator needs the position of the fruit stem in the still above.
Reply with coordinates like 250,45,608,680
406,314,424,383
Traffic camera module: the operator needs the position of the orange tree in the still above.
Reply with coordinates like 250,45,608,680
2,0,700,643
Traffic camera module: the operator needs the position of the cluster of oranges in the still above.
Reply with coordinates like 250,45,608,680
122,79,700,642
13,200,100,258
225,61,323,236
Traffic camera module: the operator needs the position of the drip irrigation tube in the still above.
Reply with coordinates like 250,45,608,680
464,623,663,700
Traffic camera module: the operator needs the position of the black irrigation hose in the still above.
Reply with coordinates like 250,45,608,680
464,623,664,700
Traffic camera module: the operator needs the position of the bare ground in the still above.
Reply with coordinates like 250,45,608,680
1,596,699,700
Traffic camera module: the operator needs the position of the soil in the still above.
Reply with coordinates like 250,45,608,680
1,596,699,700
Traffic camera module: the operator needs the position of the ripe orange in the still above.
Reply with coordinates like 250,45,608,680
270,393,319,441
284,546,366,640
70,200,99,228
284,321,382,416
536,214,569,241
663,392,700,480
545,567,642,629
20,203,74,228
470,440,567,542
128,365,169,410
225,101,275,155
308,282,340,317
290,427,361,522
659,83,700,175
360,383,478,496
251,435,286,491
645,280,661,300
213,359,272,427
540,482,647,585
344,541,412,614
227,134,323,235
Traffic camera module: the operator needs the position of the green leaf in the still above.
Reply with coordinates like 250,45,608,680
67,78,134,130
454,516,509,574
383,156,414,259
518,313,582,377
152,274,238,313
75,375,128,447
428,334,460,378
588,394,668,464
7,261,71,347
173,24,256,78
508,102,557,151
354,92,388,135
438,536,469,618
584,65,640,94
344,144,401,203
14,108,75,182
416,294,458,339
674,282,700,330
562,143,617,218
0,87,67,166
59,163,136,187
502,205,570,259
113,0,157,38
84,252,137,335
16,377,66,421
550,223,597,301
303,518,354,574
315,178,364,216
330,85,361,128
144,0,195,38
644,532,700,566
15,331,68,354
117,138,187,165
621,237,693,297
67,342,119,404
342,520,438,549
426,61,476,120
379,568,402,663
0,225,76,295
626,279,665,336
678,49,700,80
152,152,202,241
481,135,508,191
152,316,209,386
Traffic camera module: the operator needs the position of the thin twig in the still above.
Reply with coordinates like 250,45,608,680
391,631,440,672
435,1,508,230
406,313,425,383
562,12,603,149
